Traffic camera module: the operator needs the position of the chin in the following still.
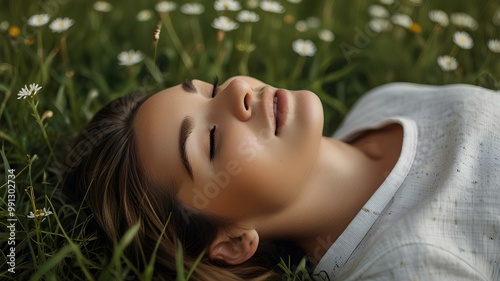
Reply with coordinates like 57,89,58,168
296,89,324,134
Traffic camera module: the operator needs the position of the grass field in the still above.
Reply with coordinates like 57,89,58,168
1,0,499,280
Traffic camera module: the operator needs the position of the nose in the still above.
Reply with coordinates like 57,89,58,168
219,78,253,121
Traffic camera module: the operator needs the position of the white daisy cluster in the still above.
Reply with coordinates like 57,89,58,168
292,39,316,57
117,50,144,66
17,83,42,99
367,3,392,33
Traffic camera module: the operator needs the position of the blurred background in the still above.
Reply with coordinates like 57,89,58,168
1,0,499,280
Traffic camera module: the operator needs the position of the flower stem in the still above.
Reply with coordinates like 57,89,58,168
290,56,306,85
239,23,253,75
161,12,194,75
28,99,56,161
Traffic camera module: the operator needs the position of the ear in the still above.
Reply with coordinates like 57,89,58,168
208,227,259,265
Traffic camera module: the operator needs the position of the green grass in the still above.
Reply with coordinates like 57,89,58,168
1,0,499,280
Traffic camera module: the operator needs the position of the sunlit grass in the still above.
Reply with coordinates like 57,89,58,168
1,0,499,280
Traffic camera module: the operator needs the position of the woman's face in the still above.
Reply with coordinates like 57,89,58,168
134,76,323,219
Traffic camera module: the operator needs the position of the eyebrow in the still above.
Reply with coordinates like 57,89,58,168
179,116,194,181
181,78,197,93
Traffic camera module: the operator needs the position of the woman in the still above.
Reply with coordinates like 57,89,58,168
63,76,500,280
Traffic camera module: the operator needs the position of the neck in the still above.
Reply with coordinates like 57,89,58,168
257,125,402,264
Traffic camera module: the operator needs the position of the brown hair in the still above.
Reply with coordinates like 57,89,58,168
62,94,307,280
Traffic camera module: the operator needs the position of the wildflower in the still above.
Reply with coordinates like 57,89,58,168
117,50,144,66
8,26,21,37
409,23,422,33
28,14,50,27
306,17,321,29
155,1,177,13
17,83,42,99
494,8,500,26
450,13,478,30
437,55,458,71
295,20,308,32
260,1,285,14
428,10,449,27
0,21,9,31
137,10,153,21
214,0,241,11
27,207,53,219
292,39,316,57
181,3,205,15
391,13,412,28
236,10,260,23
369,18,392,32
368,5,390,18
379,0,394,5
453,31,473,50
41,110,54,122
212,16,239,31
49,17,74,33
93,1,113,12
487,39,500,53
318,29,334,42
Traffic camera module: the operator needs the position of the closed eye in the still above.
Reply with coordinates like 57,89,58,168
209,126,216,161
211,76,219,98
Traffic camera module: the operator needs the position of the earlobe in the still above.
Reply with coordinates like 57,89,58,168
208,228,259,265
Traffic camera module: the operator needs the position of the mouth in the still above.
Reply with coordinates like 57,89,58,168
273,89,288,135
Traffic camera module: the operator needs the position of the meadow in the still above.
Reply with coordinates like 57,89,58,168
1,0,499,280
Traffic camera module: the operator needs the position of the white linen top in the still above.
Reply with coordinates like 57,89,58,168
314,83,500,281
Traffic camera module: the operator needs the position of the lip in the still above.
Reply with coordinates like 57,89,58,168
273,89,288,135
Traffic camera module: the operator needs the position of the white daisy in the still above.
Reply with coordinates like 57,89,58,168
0,21,9,31
494,8,500,26
260,0,285,14
27,14,50,27
369,18,393,33
450,12,478,30
137,10,153,22
236,10,260,23
453,31,473,49
155,1,177,13
93,1,113,12
214,0,241,11
118,50,144,66
180,3,205,15
318,29,334,42
437,55,458,71
295,20,308,32
292,39,316,57
17,83,42,99
212,16,239,31
428,10,449,27
49,17,74,33
391,13,412,28
379,0,394,5
487,39,500,53
27,207,53,219
368,5,390,18
306,17,321,29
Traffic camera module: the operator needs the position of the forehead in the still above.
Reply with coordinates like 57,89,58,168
132,84,189,185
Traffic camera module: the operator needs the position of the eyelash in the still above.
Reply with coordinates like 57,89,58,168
209,76,219,161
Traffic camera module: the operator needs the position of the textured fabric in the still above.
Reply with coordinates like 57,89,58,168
314,83,500,281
